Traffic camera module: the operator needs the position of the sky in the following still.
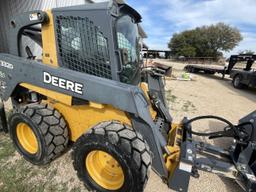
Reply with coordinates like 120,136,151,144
126,0,256,56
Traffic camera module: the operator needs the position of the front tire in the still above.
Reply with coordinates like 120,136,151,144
9,103,69,165
232,75,245,89
72,121,151,192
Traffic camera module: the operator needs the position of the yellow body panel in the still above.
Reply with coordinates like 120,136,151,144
19,82,156,142
41,10,59,66
20,84,131,142
164,145,180,177
48,99,131,141
168,123,183,147
165,123,183,177
140,82,157,119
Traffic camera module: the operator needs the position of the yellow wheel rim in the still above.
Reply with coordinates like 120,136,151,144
16,122,38,154
86,150,124,190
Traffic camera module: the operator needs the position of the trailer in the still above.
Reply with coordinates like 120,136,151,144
184,64,227,78
184,55,256,87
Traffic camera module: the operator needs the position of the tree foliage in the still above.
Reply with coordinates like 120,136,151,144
168,23,243,58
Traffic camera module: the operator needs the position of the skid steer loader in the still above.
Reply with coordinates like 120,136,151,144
0,1,256,191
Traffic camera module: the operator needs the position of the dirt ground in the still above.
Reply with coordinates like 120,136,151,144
1,60,256,192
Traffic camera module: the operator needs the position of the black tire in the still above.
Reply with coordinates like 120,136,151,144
184,66,190,72
232,75,245,89
72,121,152,192
191,68,198,73
9,103,69,165
204,71,215,75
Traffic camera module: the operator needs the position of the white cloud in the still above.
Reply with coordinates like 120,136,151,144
162,0,256,28
162,0,256,54
225,32,256,56
137,0,256,53
144,38,169,50
134,6,152,28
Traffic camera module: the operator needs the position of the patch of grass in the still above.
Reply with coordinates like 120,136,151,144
0,155,69,192
71,188,82,192
0,134,15,160
0,134,70,192
45,182,68,192
182,100,196,112
0,158,31,192
166,90,177,103
169,95,177,103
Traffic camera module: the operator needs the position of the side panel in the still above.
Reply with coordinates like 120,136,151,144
48,100,131,141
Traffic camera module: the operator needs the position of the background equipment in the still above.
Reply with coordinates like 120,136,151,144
185,54,256,88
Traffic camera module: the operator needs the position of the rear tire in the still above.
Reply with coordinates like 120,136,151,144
72,121,152,192
232,75,245,89
9,103,69,165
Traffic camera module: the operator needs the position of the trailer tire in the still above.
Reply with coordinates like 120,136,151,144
72,121,152,192
9,103,69,165
191,68,198,73
184,66,190,72
205,71,215,75
232,75,245,89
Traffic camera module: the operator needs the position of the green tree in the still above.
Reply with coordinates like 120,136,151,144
168,23,243,58
179,46,196,57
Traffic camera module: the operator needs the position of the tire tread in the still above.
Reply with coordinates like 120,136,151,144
13,103,69,164
72,121,151,191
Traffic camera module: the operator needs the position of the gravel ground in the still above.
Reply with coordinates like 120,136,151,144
1,60,255,192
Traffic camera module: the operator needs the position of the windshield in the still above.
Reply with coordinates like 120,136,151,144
116,15,140,83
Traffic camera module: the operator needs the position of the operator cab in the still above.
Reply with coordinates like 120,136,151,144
11,0,143,85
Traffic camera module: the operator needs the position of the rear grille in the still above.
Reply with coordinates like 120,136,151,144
56,15,112,79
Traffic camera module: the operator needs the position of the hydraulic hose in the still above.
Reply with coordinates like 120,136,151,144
184,115,236,136
184,115,255,142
